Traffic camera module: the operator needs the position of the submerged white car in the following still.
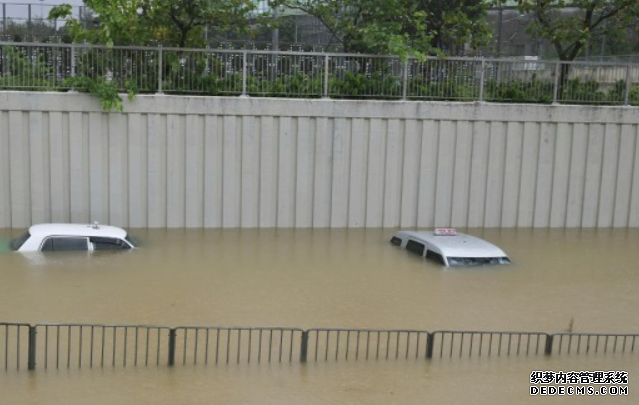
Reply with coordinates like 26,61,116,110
11,223,136,252
390,229,511,266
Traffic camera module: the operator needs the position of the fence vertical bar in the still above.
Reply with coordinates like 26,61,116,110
28,325,37,371
402,60,409,101
70,44,76,78
623,65,631,106
426,332,434,359
157,47,163,94
2,4,6,32
479,58,486,102
242,50,248,97
168,328,176,366
544,334,553,356
552,62,560,104
323,54,330,98
300,331,308,363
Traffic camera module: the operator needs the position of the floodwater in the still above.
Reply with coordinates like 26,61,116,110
0,228,637,404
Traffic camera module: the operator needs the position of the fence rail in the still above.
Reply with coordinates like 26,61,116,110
1,322,638,371
1,42,639,106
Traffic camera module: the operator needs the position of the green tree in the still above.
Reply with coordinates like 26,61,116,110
513,0,639,62
49,0,257,47
274,0,492,58
511,0,639,99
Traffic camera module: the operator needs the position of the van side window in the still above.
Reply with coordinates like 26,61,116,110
91,237,131,251
41,237,89,251
405,240,425,256
426,250,446,265
390,236,402,246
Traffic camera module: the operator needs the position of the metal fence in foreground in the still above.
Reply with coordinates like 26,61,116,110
1,42,639,106
1,322,637,371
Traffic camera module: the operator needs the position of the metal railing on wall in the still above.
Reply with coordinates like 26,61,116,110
1,42,638,106
1,322,638,371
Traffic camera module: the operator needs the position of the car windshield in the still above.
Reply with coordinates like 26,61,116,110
447,256,512,266
11,232,31,251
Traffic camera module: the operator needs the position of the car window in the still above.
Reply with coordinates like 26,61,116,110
406,240,425,256
91,237,131,251
426,250,446,266
11,232,31,250
41,237,89,251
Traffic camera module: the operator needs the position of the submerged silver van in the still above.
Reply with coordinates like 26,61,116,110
390,229,511,267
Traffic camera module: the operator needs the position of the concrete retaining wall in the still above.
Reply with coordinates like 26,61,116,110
1,92,638,228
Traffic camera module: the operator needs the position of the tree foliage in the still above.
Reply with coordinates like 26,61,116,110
49,0,257,47
273,0,492,58
513,0,639,61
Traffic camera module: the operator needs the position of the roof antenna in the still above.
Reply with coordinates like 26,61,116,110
92,221,100,229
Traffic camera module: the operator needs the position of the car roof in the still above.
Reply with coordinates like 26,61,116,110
394,230,508,258
28,223,128,239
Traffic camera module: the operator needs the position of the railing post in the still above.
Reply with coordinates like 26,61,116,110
28,325,37,371
323,54,330,99
402,60,408,100
300,331,309,363
241,50,248,97
478,58,486,103
70,44,76,77
623,65,631,106
168,328,176,366
426,332,435,359
544,334,554,356
552,62,560,104
157,46,163,94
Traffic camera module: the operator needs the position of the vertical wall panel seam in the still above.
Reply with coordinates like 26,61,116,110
531,123,541,227
548,123,557,228
629,125,639,226
256,116,263,228
594,126,606,228
515,123,524,228
274,117,280,227
414,120,423,228
145,114,151,227
238,116,244,227
563,124,574,228
309,117,316,228
381,119,388,228
295,116,302,228
433,121,440,228
399,119,407,229
327,119,334,227
183,115,188,227
220,116,225,227
579,127,591,228
626,126,638,226
498,123,508,228
611,125,622,227
465,121,475,228
482,122,491,228
1,112,11,227
346,118,353,227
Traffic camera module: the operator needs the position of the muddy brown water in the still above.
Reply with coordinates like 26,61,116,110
0,228,637,404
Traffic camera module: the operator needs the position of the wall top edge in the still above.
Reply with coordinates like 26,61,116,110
1,92,638,125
